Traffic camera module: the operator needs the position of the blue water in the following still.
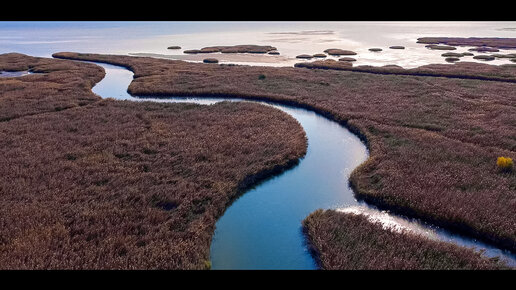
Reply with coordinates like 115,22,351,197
89,62,516,269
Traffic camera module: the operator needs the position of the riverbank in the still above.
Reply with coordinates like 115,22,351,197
54,52,516,253
303,209,509,269
0,53,307,269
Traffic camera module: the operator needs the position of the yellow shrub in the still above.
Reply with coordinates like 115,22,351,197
497,157,514,172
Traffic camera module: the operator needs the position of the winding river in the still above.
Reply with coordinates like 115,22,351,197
88,61,516,269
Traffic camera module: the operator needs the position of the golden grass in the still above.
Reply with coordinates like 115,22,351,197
497,156,514,172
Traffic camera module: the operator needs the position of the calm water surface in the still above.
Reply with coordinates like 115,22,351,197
92,62,516,269
0,70,31,77
3,21,516,68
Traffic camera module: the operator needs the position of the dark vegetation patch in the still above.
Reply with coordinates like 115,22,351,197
425,44,457,50
369,48,382,52
183,45,277,54
389,46,405,49
445,57,460,63
493,53,516,58
312,53,327,58
167,46,181,50
295,58,516,83
54,52,516,252
296,54,313,59
417,37,516,49
473,55,496,61
202,58,219,64
302,209,510,270
323,48,357,56
441,52,465,57
338,57,356,62
469,47,500,53
0,54,307,269
382,64,403,69
294,59,353,70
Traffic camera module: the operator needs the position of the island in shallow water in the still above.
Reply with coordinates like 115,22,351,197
183,44,277,54
417,37,516,49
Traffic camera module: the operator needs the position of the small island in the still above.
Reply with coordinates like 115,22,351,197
323,48,357,56
183,45,277,54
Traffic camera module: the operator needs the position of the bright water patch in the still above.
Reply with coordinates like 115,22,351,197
0,70,31,77
92,63,134,100
5,21,516,67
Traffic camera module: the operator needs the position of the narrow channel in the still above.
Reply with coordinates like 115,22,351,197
88,61,516,269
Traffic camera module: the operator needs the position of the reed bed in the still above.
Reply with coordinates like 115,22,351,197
54,52,516,252
0,53,307,269
303,209,510,270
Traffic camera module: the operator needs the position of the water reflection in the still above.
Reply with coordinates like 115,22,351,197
3,21,516,68
0,70,31,77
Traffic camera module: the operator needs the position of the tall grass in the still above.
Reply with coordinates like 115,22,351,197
303,209,510,270
0,53,307,269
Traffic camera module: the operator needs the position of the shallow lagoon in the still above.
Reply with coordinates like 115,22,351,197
3,21,516,68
